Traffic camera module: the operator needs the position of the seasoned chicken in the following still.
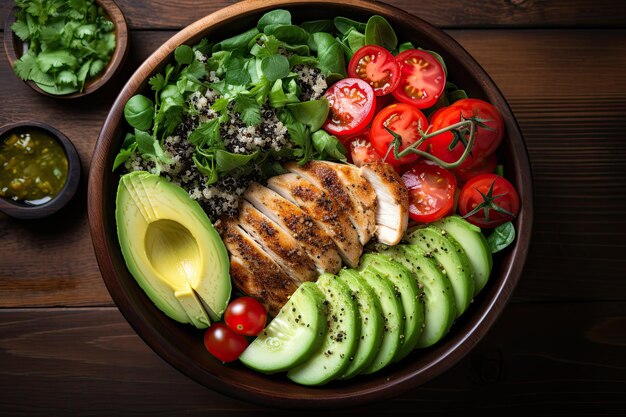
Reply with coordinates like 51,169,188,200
285,161,376,245
359,162,409,245
244,183,342,274
216,219,298,316
238,200,317,283
267,173,363,267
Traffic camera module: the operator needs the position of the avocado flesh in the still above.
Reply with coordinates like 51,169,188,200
116,172,231,327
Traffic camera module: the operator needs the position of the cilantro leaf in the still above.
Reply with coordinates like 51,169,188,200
11,20,30,41
233,93,262,126
188,119,222,148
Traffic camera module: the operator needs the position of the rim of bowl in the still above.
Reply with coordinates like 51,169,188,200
88,0,533,408
3,0,129,99
0,121,81,219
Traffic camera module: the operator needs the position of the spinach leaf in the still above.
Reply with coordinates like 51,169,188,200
313,32,347,77
261,54,290,82
257,9,291,31
333,17,366,35
215,149,260,173
287,98,329,132
346,28,366,53
487,222,516,253
174,45,194,65
421,48,448,76
269,79,299,107
124,94,154,131
265,25,309,45
300,19,334,34
213,27,260,52
398,41,415,53
311,130,347,161
365,15,397,51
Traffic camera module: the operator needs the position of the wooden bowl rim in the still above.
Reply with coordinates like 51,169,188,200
3,0,129,99
88,0,534,408
0,121,81,219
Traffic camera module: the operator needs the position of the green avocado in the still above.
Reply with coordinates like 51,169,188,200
115,171,231,328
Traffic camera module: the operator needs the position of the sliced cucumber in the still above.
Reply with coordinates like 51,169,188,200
406,226,475,317
337,269,384,379
359,253,424,361
378,245,457,348
432,215,492,295
239,282,326,373
287,274,360,385
356,263,404,375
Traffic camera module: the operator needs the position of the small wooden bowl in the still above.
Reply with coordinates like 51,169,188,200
3,0,128,99
89,0,533,409
0,121,81,219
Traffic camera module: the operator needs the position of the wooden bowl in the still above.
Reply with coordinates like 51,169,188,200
88,0,533,408
3,0,128,99
0,121,81,219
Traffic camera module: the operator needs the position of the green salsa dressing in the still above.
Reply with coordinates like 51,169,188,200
0,129,68,205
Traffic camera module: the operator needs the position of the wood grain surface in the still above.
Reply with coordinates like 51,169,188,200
1,0,625,414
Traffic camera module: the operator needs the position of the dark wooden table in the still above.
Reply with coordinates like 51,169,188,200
2,0,625,414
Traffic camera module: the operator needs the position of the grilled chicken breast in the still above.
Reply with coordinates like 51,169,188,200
267,173,363,267
285,161,376,245
216,219,298,316
238,200,317,283
359,162,409,245
244,183,342,274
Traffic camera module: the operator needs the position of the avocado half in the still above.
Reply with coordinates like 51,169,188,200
115,171,231,328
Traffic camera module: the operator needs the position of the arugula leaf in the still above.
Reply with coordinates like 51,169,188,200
261,54,290,82
487,222,516,253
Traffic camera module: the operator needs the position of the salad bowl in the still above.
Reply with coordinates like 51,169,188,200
88,0,533,408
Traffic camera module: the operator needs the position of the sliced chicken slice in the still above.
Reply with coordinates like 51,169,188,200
267,173,363,267
244,183,342,274
216,219,298,316
359,162,409,245
285,161,376,245
238,200,317,283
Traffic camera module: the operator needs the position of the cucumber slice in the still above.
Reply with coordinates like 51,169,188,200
432,215,493,295
406,226,475,317
378,245,457,348
359,253,424,361
239,282,326,373
287,274,360,385
337,269,384,379
356,264,404,375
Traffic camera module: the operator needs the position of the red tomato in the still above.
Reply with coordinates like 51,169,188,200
203,323,248,362
392,49,446,109
427,99,505,169
369,103,428,166
348,45,401,96
349,135,382,167
402,160,457,223
454,152,498,184
458,173,520,228
323,78,376,136
224,296,267,336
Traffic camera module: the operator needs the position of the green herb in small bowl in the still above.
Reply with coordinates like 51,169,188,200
4,0,128,98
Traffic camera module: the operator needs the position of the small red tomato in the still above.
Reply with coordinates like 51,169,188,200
224,296,267,336
454,152,498,184
349,135,383,167
392,49,446,109
402,160,457,223
348,45,401,96
458,173,520,228
203,323,248,362
323,78,377,136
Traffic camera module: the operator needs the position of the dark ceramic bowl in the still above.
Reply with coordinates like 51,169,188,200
0,121,81,219
88,0,533,408
3,0,128,99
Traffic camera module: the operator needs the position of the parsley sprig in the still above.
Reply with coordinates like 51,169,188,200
11,0,116,95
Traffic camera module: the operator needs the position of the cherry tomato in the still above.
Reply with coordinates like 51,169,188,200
349,135,382,167
348,45,401,96
203,323,248,362
224,296,267,336
454,152,498,184
458,173,520,228
402,160,457,223
369,103,428,166
323,78,376,136
427,99,505,169
392,49,446,109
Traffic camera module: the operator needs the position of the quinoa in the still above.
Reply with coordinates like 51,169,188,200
294,65,327,101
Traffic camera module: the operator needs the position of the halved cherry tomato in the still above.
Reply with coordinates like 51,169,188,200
454,152,498,184
203,323,248,362
348,45,401,96
458,173,519,228
402,160,457,223
427,99,505,169
323,78,376,136
349,135,382,167
224,296,267,336
369,103,428,166
392,49,446,109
